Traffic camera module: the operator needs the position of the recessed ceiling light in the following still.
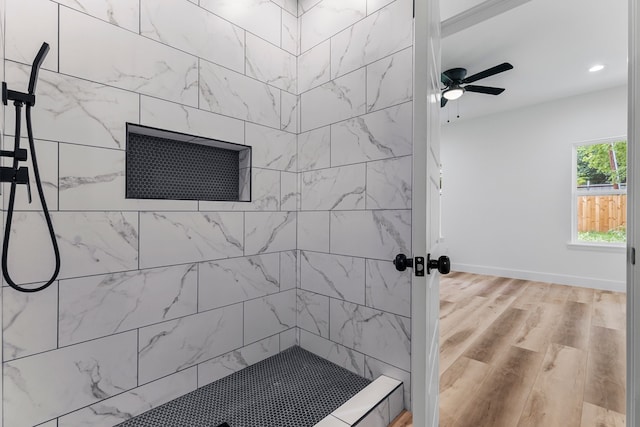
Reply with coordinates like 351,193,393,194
589,64,605,72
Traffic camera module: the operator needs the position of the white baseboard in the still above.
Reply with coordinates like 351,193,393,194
452,263,626,293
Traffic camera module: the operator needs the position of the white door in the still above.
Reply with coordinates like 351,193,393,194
411,0,442,426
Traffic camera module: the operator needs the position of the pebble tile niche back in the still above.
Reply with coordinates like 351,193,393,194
126,123,252,202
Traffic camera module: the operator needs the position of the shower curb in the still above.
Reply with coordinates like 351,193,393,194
314,376,404,426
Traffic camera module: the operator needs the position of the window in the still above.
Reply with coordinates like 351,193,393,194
572,138,627,245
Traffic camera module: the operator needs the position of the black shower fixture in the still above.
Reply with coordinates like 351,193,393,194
1,42,60,293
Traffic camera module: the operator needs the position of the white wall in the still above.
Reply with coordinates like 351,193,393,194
441,85,627,291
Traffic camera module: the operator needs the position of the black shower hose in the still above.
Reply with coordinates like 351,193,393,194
2,103,60,293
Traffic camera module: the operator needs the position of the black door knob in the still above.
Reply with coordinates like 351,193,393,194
427,254,450,275
393,253,413,271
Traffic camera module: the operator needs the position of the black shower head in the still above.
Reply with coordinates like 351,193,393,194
28,42,49,95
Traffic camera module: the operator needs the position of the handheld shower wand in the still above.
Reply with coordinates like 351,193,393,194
1,42,60,293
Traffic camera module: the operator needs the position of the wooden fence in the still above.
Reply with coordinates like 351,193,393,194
577,194,627,233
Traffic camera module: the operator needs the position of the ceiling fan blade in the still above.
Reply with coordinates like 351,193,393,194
464,85,505,95
441,96,448,108
463,62,513,84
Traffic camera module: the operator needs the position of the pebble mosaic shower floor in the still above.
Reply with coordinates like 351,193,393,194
118,346,371,427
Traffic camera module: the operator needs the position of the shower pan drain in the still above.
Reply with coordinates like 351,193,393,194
118,346,371,427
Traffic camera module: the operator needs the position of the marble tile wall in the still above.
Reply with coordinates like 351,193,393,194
296,0,414,409
2,1,299,425
1,0,416,424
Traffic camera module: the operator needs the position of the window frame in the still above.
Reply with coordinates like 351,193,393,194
571,136,627,248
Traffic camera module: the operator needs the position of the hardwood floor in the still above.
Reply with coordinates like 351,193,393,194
439,273,626,427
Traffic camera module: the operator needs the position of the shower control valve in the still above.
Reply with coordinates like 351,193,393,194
0,167,32,203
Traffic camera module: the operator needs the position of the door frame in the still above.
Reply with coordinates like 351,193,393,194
628,0,639,424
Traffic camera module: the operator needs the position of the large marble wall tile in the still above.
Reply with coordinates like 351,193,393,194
330,210,410,260
301,164,366,210
58,367,197,427
366,156,412,209
246,123,297,171
200,0,281,46
281,91,299,133
200,60,280,129
141,0,244,73
280,328,298,349
139,212,243,269
365,259,410,317
3,282,58,361
367,0,396,14
281,172,299,211
280,250,297,290
281,9,299,55
7,211,139,284
300,68,366,132
366,47,413,113
299,126,330,171
59,264,198,346
298,0,322,15
197,335,279,386
199,168,280,212
60,8,198,106
2,139,57,211
245,211,296,255
273,0,298,16
300,251,365,304
300,0,366,53
140,96,244,145
331,102,412,166
299,329,365,376
4,331,137,427
5,0,58,71
330,299,410,370
331,0,412,79
298,40,331,93
297,289,329,338
55,0,140,32
298,211,330,252
59,144,198,211
198,254,280,312
246,33,296,93
244,290,296,343
5,62,139,150
364,356,411,409
138,304,243,384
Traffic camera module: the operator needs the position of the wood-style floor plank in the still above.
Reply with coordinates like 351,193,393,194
439,293,516,373
463,307,528,364
580,402,625,427
439,273,626,427
551,300,592,350
452,346,544,427
513,302,564,353
592,290,626,330
517,344,587,427
584,326,626,414
389,410,412,427
439,357,491,424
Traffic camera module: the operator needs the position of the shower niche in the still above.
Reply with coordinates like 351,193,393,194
125,123,251,202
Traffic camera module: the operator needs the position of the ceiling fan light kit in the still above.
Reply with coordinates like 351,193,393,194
440,62,514,107
443,86,465,100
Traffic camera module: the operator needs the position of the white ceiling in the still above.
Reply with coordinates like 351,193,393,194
440,0,628,123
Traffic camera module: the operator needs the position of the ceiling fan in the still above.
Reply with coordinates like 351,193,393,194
440,62,513,107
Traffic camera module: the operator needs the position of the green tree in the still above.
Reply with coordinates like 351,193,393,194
576,141,627,187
